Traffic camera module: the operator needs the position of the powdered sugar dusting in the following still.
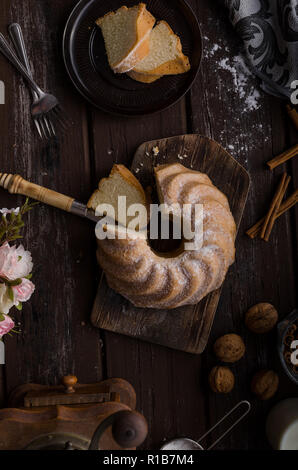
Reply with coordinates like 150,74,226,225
100,165,235,309
200,36,271,160
218,55,261,112
204,38,261,113
245,89,261,111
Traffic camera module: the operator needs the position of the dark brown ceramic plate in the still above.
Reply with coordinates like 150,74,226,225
63,0,202,116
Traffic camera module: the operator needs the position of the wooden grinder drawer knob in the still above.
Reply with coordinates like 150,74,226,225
62,375,78,394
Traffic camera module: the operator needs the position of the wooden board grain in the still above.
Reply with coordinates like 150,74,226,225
91,134,250,354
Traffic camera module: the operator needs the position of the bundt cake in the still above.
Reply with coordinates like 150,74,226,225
89,163,236,309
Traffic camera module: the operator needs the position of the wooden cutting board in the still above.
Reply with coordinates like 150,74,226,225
91,135,250,354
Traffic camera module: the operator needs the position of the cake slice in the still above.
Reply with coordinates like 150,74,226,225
87,164,148,228
128,70,162,83
128,21,190,80
96,4,155,73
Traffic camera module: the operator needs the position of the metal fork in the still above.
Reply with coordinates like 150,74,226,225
7,23,55,140
0,28,64,140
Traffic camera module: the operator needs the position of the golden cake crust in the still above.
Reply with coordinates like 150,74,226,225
96,4,155,73
96,163,236,309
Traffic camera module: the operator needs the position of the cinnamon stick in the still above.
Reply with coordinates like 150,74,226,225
260,173,287,239
286,105,298,132
263,175,291,241
267,144,298,170
246,189,298,239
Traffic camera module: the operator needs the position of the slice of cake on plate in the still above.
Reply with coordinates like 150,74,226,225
128,20,190,82
96,3,155,73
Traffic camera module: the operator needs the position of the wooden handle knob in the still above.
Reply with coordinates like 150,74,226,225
112,410,148,448
0,173,74,212
62,375,78,394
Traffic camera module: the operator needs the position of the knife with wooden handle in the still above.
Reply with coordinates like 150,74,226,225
0,172,100,222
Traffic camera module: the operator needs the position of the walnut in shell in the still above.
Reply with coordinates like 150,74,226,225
251,370,279,400
209,366,235,393
245,303,278,334
214,334,245,363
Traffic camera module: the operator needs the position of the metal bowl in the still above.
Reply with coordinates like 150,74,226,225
277,309,298,385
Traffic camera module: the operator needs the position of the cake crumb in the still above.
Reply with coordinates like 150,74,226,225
152,146,159,156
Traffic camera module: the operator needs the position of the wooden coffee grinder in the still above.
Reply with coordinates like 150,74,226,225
0,376,148,450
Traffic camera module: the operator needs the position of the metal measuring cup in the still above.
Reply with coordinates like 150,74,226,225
161,400,251,450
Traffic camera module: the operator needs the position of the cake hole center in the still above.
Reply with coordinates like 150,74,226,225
148,212,184,257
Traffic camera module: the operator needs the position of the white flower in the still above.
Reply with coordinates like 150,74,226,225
0,284,15,314
0,242,33,280
0,278,35,314
0,207,20,216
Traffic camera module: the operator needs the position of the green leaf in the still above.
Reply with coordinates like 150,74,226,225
7,286,14,302
25,273,32,280
15,303,22,311
9,235,23,241
20,198,38,215
9,278,22,287
0,199,37,244
0,313,5,321
10,329,20,335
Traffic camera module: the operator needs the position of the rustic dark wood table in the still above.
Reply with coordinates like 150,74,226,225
0,0,297,450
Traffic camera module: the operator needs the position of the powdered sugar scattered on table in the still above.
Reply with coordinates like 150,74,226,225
200,36,270,162
204,39,261,112
218,55,261,112
244,89,261,111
